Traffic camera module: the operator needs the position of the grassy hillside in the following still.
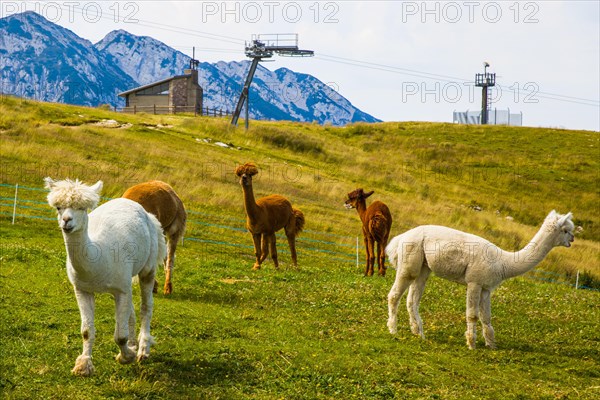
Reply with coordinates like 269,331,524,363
1,96,598,279
1,96,599,399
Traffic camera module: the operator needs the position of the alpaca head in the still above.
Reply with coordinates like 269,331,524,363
543,210,575,248
235,163,259,187
45,177,103,234
344,188,374,210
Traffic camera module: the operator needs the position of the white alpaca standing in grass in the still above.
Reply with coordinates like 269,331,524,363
386,210,574,349
45,178,166,376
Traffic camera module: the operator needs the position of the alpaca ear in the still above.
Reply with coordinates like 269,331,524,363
90,180,103,195
44,177,56,190
557,212,573,227
364,190,374,198
546,210,557,222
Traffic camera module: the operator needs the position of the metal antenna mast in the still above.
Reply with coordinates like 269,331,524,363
475,62,496,125
231,34,314,128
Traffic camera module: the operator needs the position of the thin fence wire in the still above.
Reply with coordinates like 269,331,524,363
2,183,598,292
1,183,359,267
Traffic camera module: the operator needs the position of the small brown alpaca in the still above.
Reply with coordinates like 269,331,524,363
123,181,186,294
235,162,305,270
345,189,393,276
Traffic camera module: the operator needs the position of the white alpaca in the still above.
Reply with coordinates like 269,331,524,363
386,210,574,349
45,178,167,376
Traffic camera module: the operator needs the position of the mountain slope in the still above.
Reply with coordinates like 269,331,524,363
96,29,380,125
0,11,136,106
95,29,191,86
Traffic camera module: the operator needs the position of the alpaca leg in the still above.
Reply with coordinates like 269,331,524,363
387,276,414,334
362,236,370,276
377,241,386,276
72,289,96,376
127,301,137,352
406,267,431,339
479,289,496,349
137,271,156,362
286,232,298,268
368,238,376,276
465,283,482,350
268,234,279,269
163,236,176,295
251,233,262,270
365,237,375,276
114,292,136,364
259,235,269,263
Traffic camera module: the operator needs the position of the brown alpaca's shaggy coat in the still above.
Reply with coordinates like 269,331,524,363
123,181,186,294
235,163,305,270
345,189,392,276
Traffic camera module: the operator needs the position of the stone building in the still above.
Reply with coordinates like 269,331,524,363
119,69,202,114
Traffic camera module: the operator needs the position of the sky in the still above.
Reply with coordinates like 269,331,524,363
2,0,599,131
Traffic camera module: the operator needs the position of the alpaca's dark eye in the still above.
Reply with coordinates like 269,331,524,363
56,207,62,211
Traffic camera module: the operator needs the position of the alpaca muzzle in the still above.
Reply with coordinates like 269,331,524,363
61,215,74,232
567,233,574,246
241,174,252,186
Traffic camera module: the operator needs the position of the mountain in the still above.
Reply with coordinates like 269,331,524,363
0,12,380,125
0,11,136,106
95,30,191,86
96,29,380,125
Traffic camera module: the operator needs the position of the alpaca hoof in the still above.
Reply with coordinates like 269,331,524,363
485,342,496,350
252,264,261,270
410,326,424,339
163,282,172,295
465,331,477,349
137,334,155,361
387,321,397,335
72,355,95,377
116,349,136,364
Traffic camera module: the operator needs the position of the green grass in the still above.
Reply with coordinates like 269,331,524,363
1,219,599,399
1,96,599,398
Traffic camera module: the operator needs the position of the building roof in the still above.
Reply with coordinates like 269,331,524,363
118,73,191,97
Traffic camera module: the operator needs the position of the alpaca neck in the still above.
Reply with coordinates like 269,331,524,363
356,200,369,226
502,224,556,279
62,221,96,275
242,182,260,223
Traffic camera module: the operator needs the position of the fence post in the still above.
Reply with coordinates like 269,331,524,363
575,270,580,290
12,183,18,224
133,105,137,114
153,104,156,115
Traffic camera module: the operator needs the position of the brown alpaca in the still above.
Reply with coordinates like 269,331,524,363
235,163,305,270
345,189,392,276
123,181,186,294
